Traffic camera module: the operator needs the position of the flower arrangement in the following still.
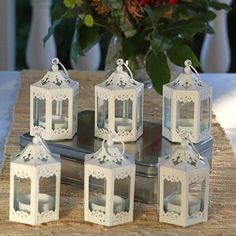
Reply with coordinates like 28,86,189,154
45,0,229,93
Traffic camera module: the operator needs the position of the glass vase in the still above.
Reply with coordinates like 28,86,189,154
105,36,153,89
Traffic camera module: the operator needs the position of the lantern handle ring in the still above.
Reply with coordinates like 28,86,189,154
102,134,125,158
184,59,202,86
32,127,51,156
176,129,205,162
116,58,134,82
52,57,70,79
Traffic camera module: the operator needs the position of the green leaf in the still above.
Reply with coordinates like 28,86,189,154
121,34,150,60
43,9,73,45
76,22,105,55
167,42,199,67
205,23,215,34
151,35,172,53
84,14,94,27
71,41,84,63
64,0,75,8
64,0,81,8
144,5,155,25
146,52,170,94
154,5,172,20
161,19,205,37
209,1,231,11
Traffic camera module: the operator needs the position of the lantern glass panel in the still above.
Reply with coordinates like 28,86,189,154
97,97,108,129
137,95,142,131
113,176,131,214
14,176,31,213
163,179,182,215
188,180,205,216
52,99,69,130
89,176,107,213
38,175,56,213
33,97,46,127
200,98,210,132
115,99,132,133
176,100,194,133
164,97,171,130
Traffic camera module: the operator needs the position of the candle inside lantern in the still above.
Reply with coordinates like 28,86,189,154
165,193,201,215
90,194,126,214
177,119,194,133
18,193,54,213
105,118,132,132
39,115,68,129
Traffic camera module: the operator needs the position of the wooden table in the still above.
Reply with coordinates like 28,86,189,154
1,70,236,235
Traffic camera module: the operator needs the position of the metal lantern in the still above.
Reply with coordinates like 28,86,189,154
159,131,210,227
9,129,61,225
30,58,79,140
84,134,136,226
95,58,144,142
162,60,212,143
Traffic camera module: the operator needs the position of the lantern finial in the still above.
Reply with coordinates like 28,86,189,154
176,129,205,163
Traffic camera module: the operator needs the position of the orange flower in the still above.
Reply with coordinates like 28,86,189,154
125,0,145,22
91,0,110,15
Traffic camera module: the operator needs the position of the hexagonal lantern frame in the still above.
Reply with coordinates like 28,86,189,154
95,59,144,142
159,132,210,227
84,135,136,226
162,60,212,143
9,131,61,225
30,58,79,141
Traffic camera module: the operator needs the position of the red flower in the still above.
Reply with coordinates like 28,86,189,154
139,0,152,6
167,0,177,4
138,0,177,7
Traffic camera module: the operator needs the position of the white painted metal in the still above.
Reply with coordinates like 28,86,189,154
95,58,144,142
26,0,56,69
9,132,61,225
0,0,15,70
84,135,136,226
200,0,232,72
159,133,210,227
30,58,79,140
162,60,212,143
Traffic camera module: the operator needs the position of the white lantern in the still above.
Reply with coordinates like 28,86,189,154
95,58,144,142
162,60,212,143
159,131,210,227
30,58,79,140
9,129,61,225
84,134,136,226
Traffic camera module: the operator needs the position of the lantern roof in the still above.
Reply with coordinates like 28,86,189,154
96,59,143,91
12,133,60,166
31,58,78,90
162,131,209,172
165,60,210,91
85,134,134,168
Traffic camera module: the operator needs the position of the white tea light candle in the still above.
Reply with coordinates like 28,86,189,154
165,193,201,215
90,194,126,214
39,116,68,129
18,193,54,213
